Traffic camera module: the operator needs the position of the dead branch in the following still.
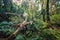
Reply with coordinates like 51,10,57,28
3,21,32,40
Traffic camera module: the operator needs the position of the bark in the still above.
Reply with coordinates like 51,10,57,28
41,4,45,22
46,0,50,22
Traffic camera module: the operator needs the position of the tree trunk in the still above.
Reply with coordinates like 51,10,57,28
41,0,45,22
46,0,50,22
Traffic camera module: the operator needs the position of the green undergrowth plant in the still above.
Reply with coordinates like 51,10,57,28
0,13,60,40
0,20,60,40
51,14,60,26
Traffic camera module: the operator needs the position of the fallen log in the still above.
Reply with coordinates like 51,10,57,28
3,21,32,40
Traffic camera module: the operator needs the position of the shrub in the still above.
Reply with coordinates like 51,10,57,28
51,14,60,26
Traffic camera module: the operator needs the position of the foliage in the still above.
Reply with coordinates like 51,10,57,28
0,19,59,40
0,0,60,40
51,14,60,26
9,15,23,23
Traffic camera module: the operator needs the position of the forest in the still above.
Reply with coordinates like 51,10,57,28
0,0,60,40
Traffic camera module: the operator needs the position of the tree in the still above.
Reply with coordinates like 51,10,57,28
46,0,50,22
41,0,46,22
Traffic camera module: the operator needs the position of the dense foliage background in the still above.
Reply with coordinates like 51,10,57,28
0,0,60,40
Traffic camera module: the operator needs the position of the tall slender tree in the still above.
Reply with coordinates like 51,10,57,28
46,0,50,22
41,0,45,22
